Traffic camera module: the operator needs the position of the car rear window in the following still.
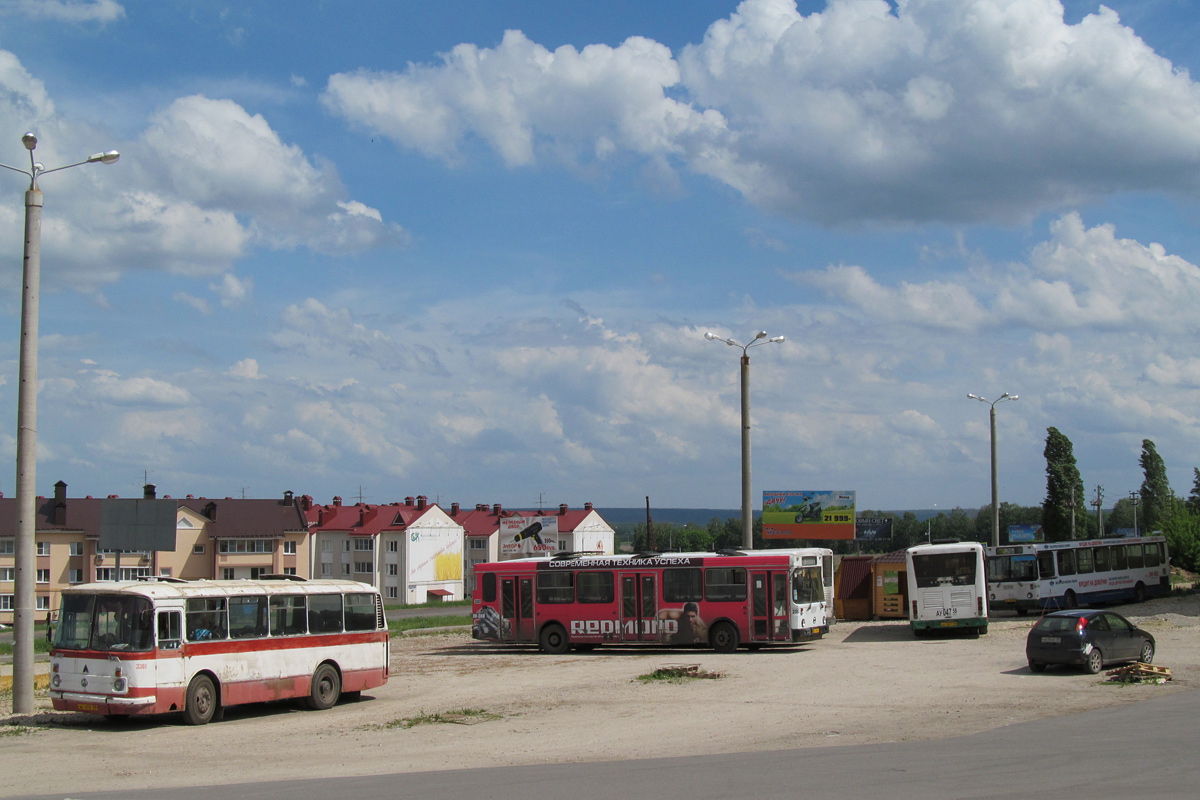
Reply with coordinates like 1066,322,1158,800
1034,616,1082,632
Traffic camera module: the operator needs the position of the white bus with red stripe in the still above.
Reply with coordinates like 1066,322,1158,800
49,577,389,724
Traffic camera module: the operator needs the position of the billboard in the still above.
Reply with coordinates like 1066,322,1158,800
500,516,561,556
408,527,463,583
762,491,856,540
855,517,893,543
1007,524,1045,543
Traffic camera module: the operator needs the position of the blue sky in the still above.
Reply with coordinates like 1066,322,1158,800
2,0,1200,515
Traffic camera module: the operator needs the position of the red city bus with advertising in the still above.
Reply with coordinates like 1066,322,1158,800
49,577,389,724
471,550,832,653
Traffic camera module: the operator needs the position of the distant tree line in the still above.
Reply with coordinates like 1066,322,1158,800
616,429,1200,573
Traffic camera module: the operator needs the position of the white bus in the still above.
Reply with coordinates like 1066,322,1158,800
986,535,1170,614
771,547,837,632
49,577,389,724
905,541,988,636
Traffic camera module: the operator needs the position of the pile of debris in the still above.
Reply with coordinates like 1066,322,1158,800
1106,662,1171,684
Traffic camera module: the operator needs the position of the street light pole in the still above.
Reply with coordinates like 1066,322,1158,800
2,133,119,714
967,392,1018,548
705,330,784,549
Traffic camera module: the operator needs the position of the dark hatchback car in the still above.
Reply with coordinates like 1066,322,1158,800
1026,609,1155,674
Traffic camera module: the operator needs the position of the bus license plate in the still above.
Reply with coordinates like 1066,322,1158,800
1041,636,1060,644
939,621,957,627
77,703,100,712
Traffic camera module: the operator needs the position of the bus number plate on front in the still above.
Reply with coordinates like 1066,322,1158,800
77,703,100,712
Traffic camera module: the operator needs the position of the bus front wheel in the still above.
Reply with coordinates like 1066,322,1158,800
1134,582,1147,603
307,663,341,710
539,624,569,655
183,675,217,725
710,622,739,653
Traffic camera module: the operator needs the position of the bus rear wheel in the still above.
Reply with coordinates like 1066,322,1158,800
1062,590,1077,610
307,663,341,710
183,675,217,725
1134,582,1147,603
539,624,569,655
710,621,739,653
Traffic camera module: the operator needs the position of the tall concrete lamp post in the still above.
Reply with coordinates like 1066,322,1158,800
967,392,1018,548
704,330,784,549
1,133,119,714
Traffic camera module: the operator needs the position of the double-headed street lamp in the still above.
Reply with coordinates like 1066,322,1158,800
967,392,1018,548
705,330,784,549
1,133,119,714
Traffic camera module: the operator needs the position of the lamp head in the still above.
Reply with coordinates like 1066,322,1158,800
769,336,785,343
704,332,717,341
88,150,120,165
754,331,768,340
22,132,37,151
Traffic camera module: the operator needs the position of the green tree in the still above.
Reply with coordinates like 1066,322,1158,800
1042,427,1086,541
1139,439,1173,532
1187,467,1200,515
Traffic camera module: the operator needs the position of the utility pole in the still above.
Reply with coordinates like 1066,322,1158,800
1091,485,1104,538
1129,491,1140,537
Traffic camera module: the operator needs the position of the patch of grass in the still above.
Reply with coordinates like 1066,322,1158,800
0,638,52,657
384,599,471,611
0,724,34,737
636,665,723,684
388,614,471,635
384,708,501,729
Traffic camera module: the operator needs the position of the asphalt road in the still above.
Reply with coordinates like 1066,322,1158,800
15,688,1196,800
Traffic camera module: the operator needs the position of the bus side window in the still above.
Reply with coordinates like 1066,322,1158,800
1076,547,1094,574
1037,552,1056,579
1127,545,1143,569
157,611,182,650
481,573,497,603
1144,544,1161,568
1093,546,1110,573
1057,550,1076,576
1111,546,1127,571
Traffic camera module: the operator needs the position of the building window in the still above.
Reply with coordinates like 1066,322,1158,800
36,595,49,611
69,542,84,556
387,540,399,552
387,587,398,599
321,563,332,576
0,540,13,554
283,541,297,555
469,539,487,551
354,561,371,574
95,568,114,581
120,568,151,581
223,568,235,580
250,567,267,579
219,539,272,554
387,564,398,576
69,569,84,584
344,540,352,552
36,569,50,584
37,541,50,556
1,567,13,581
354,539,374,551
322,540,333,551
0,595,12,610
283,567,297,576
341,564,351,576
193,544,206,554
159,568,172,577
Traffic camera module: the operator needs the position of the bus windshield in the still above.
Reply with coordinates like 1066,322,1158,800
54,593,154,652
912,552,978,588
987,554,1037,582
792,566,824,604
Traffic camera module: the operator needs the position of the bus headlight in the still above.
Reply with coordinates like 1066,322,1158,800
51,674,61,689
113,677,128,693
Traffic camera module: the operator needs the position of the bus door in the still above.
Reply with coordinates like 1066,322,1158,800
501,577,536,643
751,571,789,641
155,609,185,708
619,573,657,643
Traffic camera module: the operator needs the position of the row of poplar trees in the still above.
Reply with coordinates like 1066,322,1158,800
1043,427,1200,572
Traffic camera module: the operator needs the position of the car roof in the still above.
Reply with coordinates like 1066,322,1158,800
1042,608,1106,618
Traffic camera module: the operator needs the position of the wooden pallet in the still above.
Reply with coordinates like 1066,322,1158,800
1106,662,1171,682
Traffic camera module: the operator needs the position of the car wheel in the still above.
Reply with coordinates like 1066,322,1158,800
1084,647,1104,674
1139,641,1155,664
539,623,569,655
710,621,739,653
1029,661,1046,673
306,662,341,710
183,675,217,725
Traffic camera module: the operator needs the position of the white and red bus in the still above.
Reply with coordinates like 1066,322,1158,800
471,550,832,654
49,577,389,724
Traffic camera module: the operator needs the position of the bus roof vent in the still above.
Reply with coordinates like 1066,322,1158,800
930,538,962,545
715,548,748,556
633,551,662,558
259,573,307,581
137,575,188,583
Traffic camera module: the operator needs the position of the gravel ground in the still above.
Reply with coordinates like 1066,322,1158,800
2,591,1196,797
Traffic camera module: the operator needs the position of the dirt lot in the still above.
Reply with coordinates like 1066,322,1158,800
2,592,1197,797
